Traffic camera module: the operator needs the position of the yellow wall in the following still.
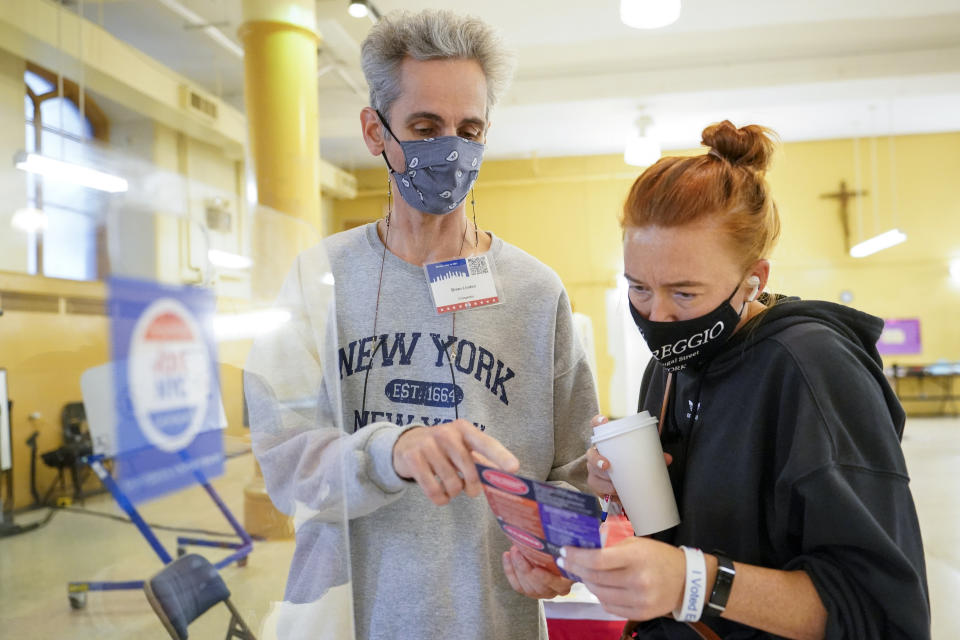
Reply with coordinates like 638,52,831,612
0,51,252,508
0,272,255,509
769,134,960,367
0,276,108,509
332,132,960,416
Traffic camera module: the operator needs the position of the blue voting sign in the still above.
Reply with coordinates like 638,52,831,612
108,277,223,503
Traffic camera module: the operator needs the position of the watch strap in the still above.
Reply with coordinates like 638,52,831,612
704,553,736,617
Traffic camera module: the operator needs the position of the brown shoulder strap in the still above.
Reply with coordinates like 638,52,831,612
622,372,723,640
688,620,723,640
619,619,722,640
658,372,674,436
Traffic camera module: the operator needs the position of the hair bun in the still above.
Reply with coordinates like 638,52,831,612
701,120,778,172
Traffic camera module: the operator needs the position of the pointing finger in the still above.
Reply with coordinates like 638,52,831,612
460,424,519,472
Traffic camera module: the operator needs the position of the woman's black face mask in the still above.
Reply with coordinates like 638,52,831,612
629,283,748,373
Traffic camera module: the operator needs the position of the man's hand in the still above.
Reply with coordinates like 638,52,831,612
502,545,574,600
392,419,520,505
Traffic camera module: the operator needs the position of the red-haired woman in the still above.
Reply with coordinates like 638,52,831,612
560,121,929,640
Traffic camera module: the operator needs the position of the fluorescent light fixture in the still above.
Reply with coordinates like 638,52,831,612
849,228,907,258
624,135,661,167
213,308,291,342
949,260,960,284
621,0,681,29
14,151,128,193
208,249,253,270
10,207,47,233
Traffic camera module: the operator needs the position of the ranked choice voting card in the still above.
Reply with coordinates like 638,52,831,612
476,463,602,579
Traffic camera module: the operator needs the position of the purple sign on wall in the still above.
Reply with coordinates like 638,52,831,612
878,318,922,355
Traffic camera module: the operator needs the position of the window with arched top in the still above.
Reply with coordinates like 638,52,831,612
23,63,109,281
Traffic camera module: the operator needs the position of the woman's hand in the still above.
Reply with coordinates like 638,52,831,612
587,415,673,500
502,545,574,600
559,537,687,621
587,415,617,498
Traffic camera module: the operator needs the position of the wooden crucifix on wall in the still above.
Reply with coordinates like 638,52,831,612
821,181,868,252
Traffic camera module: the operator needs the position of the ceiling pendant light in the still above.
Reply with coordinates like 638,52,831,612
848,133,907,258
624,115,661,167
348,0,380,20
621,0,681,29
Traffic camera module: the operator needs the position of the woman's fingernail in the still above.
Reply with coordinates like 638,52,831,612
556,557,565,569
559,547,567,558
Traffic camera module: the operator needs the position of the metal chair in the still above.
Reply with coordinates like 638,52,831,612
143,554,256,640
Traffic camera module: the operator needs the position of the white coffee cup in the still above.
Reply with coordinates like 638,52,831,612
591,411,680,536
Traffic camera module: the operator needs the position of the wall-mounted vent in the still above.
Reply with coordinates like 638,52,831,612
180,85,219,122
0,292,60,313
64,297,106,316
0,292,107,316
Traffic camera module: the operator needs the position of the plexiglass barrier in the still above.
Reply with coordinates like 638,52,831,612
0,140,354,639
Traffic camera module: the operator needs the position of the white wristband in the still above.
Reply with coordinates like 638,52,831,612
672,546,707,622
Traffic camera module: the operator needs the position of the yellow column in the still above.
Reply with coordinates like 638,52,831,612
239,0,320,540
240,0,320,228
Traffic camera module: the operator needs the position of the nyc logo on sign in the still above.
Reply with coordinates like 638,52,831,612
109,277,223,503
129,298,212,453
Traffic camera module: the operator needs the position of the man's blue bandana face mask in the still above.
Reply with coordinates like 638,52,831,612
376,111,484,215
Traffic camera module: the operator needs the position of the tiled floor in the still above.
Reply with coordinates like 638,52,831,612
0,445,296,639
1,418,957,638
900,417,960,640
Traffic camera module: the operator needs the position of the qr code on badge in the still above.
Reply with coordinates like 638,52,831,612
467,256,489,276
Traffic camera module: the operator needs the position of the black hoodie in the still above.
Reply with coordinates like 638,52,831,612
633,297,930,639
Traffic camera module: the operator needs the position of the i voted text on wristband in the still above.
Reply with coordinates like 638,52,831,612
673,546,707,622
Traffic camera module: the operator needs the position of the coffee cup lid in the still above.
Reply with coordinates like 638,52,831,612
590,411,659,445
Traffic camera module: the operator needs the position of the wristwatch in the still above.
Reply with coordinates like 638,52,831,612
704,553,736,617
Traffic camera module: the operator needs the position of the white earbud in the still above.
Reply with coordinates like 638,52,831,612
746,275,761,302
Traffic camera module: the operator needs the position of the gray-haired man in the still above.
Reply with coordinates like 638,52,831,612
249,10,597,640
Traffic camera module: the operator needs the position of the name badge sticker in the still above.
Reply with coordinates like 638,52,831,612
424,253,502,314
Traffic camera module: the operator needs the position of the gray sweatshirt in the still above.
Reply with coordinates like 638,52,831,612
246,223,598,640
